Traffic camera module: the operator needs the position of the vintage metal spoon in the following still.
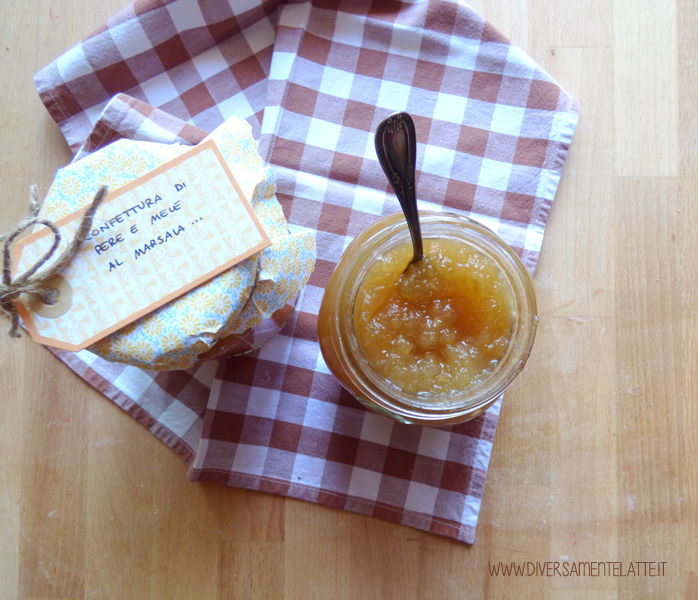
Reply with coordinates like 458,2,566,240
375,112,423,263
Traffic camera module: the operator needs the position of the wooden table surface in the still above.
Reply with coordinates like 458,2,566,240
1,1,695,598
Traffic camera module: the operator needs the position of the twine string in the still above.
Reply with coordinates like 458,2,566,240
0,185,108,338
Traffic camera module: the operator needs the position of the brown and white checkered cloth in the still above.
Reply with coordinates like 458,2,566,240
35,0,578,543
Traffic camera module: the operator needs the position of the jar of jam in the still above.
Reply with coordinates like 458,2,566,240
317,211,538,426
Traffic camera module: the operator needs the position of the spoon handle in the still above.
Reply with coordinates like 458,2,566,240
375,112,424,263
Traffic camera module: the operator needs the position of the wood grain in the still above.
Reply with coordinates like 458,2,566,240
1,1,697,598
614,0,679,176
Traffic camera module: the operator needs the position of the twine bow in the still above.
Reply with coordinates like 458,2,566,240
0,185,108,337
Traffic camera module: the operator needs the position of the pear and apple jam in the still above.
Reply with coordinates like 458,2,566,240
353,238,515,398
317,211,537,425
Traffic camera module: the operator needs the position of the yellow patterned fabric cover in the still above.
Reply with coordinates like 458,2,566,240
39,116,316,370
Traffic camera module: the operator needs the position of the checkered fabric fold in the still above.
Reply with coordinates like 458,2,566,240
35,0,578,543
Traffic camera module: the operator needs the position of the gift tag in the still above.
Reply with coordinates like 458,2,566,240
13,139,271,351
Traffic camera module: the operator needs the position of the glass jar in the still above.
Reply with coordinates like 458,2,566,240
317,211,538,426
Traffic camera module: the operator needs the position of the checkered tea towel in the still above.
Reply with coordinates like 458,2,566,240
35,0,579,543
